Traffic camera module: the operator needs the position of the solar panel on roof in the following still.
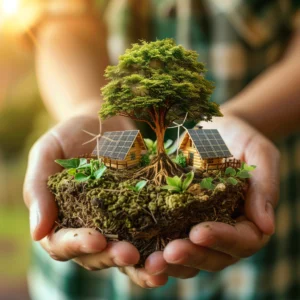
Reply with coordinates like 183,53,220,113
92,130,140,160
186,129,232,159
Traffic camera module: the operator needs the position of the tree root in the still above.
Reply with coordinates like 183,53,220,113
134,153,183,185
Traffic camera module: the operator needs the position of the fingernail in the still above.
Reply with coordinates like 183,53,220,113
30,203,40,238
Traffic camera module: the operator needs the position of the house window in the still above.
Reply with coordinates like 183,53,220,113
207,159,213,163
131,153,136,160
190,140,193,147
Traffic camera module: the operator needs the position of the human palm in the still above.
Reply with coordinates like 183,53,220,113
24,114,279,288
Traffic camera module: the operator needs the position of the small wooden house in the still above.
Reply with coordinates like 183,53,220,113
92,130,146,169
179,129,232,169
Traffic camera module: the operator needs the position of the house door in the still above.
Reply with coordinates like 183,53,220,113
189,152,194,165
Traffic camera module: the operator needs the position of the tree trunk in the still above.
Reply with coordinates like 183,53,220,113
155,125,166,155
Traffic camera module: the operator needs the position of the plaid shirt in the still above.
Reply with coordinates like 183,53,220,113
28,1,300,299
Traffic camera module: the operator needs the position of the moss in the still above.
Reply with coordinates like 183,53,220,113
48,166,247,266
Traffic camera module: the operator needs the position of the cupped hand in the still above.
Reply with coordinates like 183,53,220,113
132,114,280,285
23,114,168,284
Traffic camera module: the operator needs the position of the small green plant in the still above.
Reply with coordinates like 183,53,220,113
225,163,256,179
200,177,215,190
162,171,194,193
55,158,107,182
174,152,187,168
144,138,177,158
140,154,150,166
127,180,147,193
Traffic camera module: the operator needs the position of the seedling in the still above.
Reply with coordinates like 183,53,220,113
162,171,194,193
127,180,147,193
200,177,215,190
55,158,107,182
174,152,187,168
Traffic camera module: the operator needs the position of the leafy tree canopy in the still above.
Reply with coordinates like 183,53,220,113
100,38,222,134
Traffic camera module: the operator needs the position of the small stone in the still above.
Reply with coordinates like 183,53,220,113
215,183,226,192
187,184,202,195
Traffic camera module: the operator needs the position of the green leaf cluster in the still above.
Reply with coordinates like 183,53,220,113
100,39,221,129
55,158,107,182
127,180,147,193
174,152,187,168
144,138,177,157
225,163,256,179
162,172,194,193
200,177,215,190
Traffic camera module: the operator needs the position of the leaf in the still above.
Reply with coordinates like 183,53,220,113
227,177,238,185
67,168,77,176
182,172,194,191
55,158,80,169
161,185,181,193
166,176,182,188
75,173,90,182
127,186,137,192
242,163,256,172
237,170,251,178
200,177,214,190
225,167,236,177
79,158,87,167
164,139,173,149
135,180,147,192
94,166,107,179
143,138,154,150
165,143,178,155
77,163,91,170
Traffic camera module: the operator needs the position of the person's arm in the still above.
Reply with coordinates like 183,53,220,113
222,30,300,139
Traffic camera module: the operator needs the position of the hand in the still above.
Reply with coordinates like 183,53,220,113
120,115,280,287
23,114,168,284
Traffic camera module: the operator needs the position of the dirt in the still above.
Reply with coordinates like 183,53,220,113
48,166,247,266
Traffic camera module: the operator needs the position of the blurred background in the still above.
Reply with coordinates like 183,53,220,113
0,1,53,299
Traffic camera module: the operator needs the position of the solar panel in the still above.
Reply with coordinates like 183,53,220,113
186,129,232,159
92,130,140,160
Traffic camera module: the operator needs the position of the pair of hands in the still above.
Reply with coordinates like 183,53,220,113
23,113,280,289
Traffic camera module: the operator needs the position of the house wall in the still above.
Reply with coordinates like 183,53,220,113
124,140,142,167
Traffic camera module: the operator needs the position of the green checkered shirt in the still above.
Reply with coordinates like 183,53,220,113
29,1,300,299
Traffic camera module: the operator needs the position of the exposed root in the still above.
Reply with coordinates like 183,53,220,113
134,153,183,184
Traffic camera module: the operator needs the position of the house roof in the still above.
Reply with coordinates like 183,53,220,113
92,130,145,160
183,129,232,159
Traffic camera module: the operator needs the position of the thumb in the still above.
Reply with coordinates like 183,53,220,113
243,134,280,236
24,134,62,240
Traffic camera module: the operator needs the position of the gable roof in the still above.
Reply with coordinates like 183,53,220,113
181,129,232,159
92,130,146,160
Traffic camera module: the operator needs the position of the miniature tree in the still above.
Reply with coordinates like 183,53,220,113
100,39,222,183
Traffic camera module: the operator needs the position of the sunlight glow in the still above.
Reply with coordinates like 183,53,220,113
2,0,20,16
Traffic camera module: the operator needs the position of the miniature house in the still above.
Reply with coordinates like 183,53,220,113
179,129,232,169
92,130,146,169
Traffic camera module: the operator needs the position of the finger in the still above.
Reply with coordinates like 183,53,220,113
145,251,199,279
23,133,63,240
73,241,140,270
40,228,107,261
164,239,238,272
190,220,270,258
145,251,199,278
119,266,168,289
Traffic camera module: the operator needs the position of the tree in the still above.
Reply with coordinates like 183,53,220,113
100,39,222,183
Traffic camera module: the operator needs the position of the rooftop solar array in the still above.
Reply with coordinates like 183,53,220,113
186,129,232,159
92,130,140,160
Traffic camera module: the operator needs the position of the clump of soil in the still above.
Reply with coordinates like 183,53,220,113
48,167,247,266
